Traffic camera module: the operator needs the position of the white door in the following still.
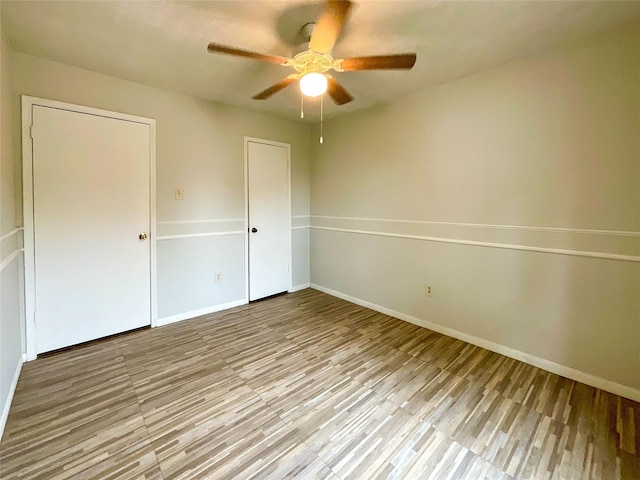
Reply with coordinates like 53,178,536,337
32,105,151,353
247,140,290,301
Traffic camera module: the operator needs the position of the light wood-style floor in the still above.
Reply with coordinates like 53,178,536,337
1,289,638,479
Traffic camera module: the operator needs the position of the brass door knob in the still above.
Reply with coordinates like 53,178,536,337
139,233,148,240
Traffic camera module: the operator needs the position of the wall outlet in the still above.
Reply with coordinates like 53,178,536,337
425,285,433,297
175,187,184,200
215,272,222,283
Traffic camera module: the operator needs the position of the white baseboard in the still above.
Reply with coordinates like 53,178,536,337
290,283,311,293
310,283,640,402
157,299,247,326
0,353,25,441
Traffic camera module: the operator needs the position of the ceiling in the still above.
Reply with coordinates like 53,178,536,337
2,1,639,122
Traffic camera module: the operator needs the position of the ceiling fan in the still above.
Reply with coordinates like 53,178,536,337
206,0,417,106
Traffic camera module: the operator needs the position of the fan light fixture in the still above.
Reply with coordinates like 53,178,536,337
299,72,328,97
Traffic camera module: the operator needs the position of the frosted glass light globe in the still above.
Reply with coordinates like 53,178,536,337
299,72,328,97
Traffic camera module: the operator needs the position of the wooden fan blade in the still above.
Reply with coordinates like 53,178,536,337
252,77,297,100
340,54,417,71
207,43,289,65
309,0,353,55
326,77,353,105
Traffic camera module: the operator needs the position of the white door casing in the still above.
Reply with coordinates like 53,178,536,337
245,139,291,301
22,97,157,359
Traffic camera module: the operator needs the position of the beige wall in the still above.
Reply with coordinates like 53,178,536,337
0,10,16,233
10,51,312,319
311,23,640,395
1,8,25,437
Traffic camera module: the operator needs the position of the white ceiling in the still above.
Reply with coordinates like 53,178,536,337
2,1,639,122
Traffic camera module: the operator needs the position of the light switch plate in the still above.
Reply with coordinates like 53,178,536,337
175,187,184,200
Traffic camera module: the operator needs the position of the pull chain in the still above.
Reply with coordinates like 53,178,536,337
320,95,324,144
300,94,304,119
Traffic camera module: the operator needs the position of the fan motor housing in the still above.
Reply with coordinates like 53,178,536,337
287,46,343,74
301,22,316,40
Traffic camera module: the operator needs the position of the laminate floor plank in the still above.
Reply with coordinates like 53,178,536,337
0,340,161,480
1,289,638,479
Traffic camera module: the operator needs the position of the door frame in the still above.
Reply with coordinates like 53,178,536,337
243,137,292,302
21,96,157,361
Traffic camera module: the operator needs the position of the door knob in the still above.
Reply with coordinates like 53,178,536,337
251,227,258,233
139,233,148,240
